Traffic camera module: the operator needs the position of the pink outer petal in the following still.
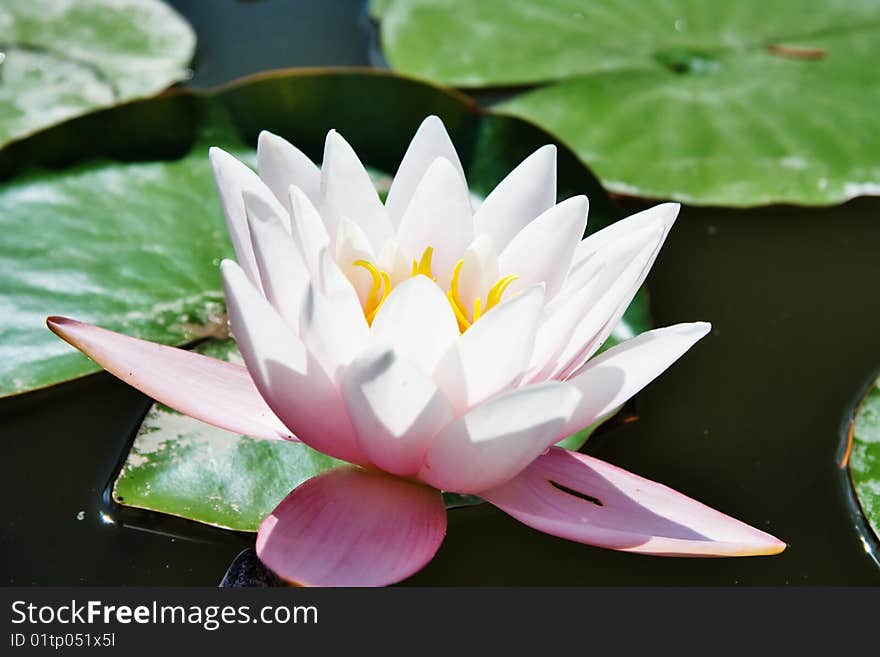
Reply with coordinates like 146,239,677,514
482,447,787,557
46,316,293,441
257,467,447,587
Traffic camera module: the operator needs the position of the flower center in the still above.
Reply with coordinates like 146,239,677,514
353,247,517,332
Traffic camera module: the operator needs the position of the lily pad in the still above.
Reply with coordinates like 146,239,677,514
0,117,242,396
848,375,880,541
0,0,195,148
375,0,880,206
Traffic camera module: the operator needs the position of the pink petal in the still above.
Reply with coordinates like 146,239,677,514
482,447,786,557
257,467,447,586
46,316,292,441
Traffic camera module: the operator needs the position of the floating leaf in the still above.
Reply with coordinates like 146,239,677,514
0,0,195,147
0,121,242,396
376,0,880,206
848,375,880,541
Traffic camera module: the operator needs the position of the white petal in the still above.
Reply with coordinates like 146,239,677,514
395,157,474,288
434,286,544,413
473,144,556,251
456,234,500,310
318,249,371,334
301,266,369,382
525,271,604,383
550,223,669,380
321,130,393,251
221,260,367,465
370,275,459,376
243,190,309,330
257,130,321,209
385,115,465,228
560,322,711,437
418,382,582,494
377,239,412,286
335,216,377,305
571,202,679,270
209,147,290,289
341,347,455,477
499,195,588,300
288,185,329,278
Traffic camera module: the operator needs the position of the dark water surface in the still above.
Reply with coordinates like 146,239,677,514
2,0,878,585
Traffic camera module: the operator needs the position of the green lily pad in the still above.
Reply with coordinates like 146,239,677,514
848,375,880,541
375,0,880,206
0,0,195,148
0,117,243,396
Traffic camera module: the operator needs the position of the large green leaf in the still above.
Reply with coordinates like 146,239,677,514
376,0,880,206
0,0,195,147
0,116,241,396
848,375,880,541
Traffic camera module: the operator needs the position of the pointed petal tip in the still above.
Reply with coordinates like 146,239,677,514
219,257,244,280
207,145,228,162
46,315,74,338
683,320,712,337
746,535,788,557
256,129,277,143
657,201,681,226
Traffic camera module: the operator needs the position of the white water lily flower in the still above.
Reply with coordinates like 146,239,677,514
49,116,785,586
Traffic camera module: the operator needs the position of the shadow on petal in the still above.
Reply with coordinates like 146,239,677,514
482,448,786,557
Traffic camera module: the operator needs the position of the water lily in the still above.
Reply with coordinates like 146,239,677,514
47,116,785,586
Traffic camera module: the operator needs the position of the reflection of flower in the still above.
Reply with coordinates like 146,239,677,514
48,116,784,586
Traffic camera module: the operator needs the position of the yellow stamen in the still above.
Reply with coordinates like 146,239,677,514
353,250,518,332
447,290,471,332
486,274,518,309
472,297,483,323
411,246,435,279
353,259,391,325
